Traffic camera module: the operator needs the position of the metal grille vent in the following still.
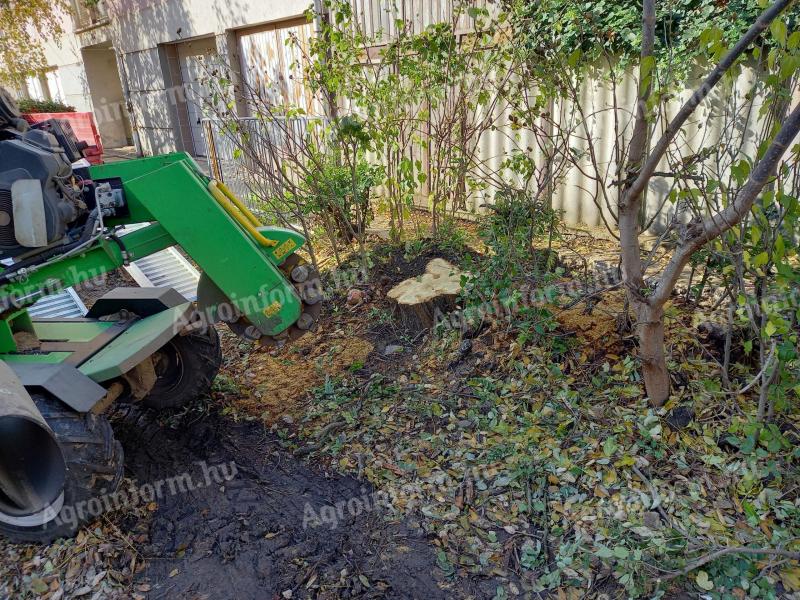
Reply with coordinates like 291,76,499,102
28,288,87,319
26,224,201,320
0,189,16,247
120,224,200,300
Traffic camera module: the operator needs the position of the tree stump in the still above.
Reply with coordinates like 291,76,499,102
387,258,462,334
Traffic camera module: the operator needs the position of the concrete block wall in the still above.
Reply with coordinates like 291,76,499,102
41,30,94,113
160,43,195,154
122,47,181,155
81,45,130,147
106,0,309,156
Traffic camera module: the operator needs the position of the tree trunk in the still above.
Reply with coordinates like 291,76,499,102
617,0,796,407
390,292,459,334
619,0,659,403
387,259,463,334
636,302,670,406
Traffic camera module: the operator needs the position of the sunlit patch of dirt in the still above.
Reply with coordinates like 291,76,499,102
556,289,629,358
234,333,374,423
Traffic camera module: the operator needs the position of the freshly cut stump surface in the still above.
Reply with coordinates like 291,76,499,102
387,258,462,333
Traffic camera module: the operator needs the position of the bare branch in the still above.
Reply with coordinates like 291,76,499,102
625,0,795,204
652,101,800,304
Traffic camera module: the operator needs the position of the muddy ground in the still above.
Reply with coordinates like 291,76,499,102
112,406,473,600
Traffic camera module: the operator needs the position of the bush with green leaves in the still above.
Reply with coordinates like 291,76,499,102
718,160,800,422
506,0,800,74
456,187,563,346
16,98,76,114
299,156,382,243
479,188,561,276
305,0,523,239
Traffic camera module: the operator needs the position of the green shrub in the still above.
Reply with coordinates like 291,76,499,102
433,217,468,255
479,188,561,276
302,158,382,241
17,98,76,114
510,0,800,72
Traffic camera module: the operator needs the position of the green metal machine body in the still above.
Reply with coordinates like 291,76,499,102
0,92,327,541
0,152,317,388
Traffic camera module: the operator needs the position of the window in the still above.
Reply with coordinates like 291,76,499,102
25,75,47,101
45,71,65,103
25,70,65,103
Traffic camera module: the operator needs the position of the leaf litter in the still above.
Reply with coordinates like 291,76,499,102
1,231,798,599
248,237,800,598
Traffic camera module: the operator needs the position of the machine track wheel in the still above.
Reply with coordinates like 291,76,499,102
142,325,222,410
0,393,123,544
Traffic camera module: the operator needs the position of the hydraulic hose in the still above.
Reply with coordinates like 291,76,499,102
0,210,100,286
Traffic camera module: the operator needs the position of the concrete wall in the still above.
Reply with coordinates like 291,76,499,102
81,44,131,147
41,29,94,113
106,0,310,155
39,26,135,149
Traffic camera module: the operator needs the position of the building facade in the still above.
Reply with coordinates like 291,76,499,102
110,0,314,157
20,1,133,150
29,0,315,156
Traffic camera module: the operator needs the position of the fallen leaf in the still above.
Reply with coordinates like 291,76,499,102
780,566,800,591
695,570,714,591
29,578,49,594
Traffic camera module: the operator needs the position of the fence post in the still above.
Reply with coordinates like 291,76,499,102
203,119,224,182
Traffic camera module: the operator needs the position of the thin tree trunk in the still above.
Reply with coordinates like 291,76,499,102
642,103,800,405
620,0,661,400
618,0,797,406
684,265,696,302
638,303,671,403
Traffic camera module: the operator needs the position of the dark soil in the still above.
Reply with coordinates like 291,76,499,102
369,242,475,288
112,407,472,600
72,258,478,598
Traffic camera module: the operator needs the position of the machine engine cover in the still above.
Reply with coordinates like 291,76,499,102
0,131,80,258
31,119,87,164
0,88,27,133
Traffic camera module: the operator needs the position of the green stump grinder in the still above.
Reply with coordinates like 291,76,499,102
0,88,322,542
